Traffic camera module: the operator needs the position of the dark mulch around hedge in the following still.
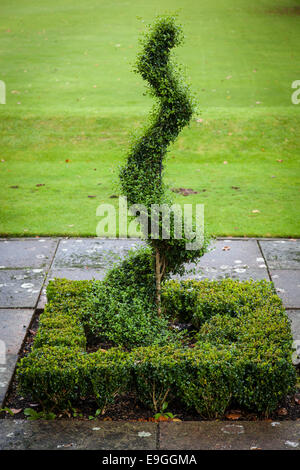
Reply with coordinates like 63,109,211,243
2,309,300,422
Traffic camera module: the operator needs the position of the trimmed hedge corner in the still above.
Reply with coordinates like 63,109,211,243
17,278,296,417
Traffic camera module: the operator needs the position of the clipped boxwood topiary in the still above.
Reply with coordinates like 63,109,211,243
17,277,296,417
16,16,296,418
119,15,210,315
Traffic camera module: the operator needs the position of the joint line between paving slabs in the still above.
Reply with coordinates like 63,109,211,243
156,423,160,450
35,238,60,312
257,239,272,282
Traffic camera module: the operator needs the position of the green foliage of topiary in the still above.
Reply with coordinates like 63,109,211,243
17,278,296,416
81,348,132,414
161,278,283,327
120,15,194,209
130,345,181,412
175,345,238,418
85,280,173,349
118,15,209,313
17,346,84,408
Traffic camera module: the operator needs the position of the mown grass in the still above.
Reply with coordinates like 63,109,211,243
0,0,299,237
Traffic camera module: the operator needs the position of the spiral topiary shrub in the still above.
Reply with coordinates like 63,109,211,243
16,16,296,419
119,15,209,314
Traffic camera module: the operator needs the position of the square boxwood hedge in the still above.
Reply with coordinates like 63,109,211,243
17,278,296,417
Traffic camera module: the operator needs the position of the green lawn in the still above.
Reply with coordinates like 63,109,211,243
0,0,299,237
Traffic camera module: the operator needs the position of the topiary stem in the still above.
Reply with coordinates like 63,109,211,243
155,247,162,317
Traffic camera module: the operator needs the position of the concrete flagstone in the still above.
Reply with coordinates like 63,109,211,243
259,240,300,270
270,270,300,309
0,420,300,450
286,310,300,341
52,238,143,269
0,269,45,308
0,309,33,355
0,354,19,407
0,420,157,450
159,421,300,450
181,239,270,281
0,239,58,269
0,309,34,405
36,238,143,309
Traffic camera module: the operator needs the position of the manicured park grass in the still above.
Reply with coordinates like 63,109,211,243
0,0,299,237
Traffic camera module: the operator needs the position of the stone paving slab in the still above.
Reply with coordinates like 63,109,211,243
0,309,33,355
0,269,45,308
0,420,157,450
52,238,142,269
0,354,18,407
1,420,300,450
0,309,33,406
182,239,269,281
0,239,58,269
287,311,300,341
199,239,266,268
159,421,300,450
260,240,300,270
270,270,300,309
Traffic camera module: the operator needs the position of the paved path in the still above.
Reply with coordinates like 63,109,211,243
0,237,299,450
0,420,299,450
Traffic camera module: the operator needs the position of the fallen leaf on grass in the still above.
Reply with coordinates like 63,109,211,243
231,186,240,190
10,186,19,189
36,184,45,187
252,210,260,213
171,188,198,196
